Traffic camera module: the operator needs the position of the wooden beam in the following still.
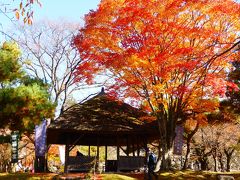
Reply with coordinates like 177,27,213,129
69,135,84,152
120,146,127,155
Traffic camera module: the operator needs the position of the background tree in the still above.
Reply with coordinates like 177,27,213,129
182,118,199,170
0,129,11,172
12,21,108,173
0,41,55,132
192,122,240,172
74,0,240,170
14,20,103,116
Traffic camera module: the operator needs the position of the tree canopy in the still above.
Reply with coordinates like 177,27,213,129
74,0,240,170
0,42,23,82
0,42,55,133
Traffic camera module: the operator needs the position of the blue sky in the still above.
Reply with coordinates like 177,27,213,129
0,0,100,37
34,0,100,22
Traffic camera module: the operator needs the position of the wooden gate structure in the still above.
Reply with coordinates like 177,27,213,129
47,89,159,173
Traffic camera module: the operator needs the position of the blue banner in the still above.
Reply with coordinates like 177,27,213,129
35,120,47,157
173,125,184,155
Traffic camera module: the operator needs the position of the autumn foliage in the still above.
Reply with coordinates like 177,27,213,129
74,0,240,170
13,0,42,24
74,0,239,110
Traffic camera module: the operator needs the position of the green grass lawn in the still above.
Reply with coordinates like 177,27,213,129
1,171,240,180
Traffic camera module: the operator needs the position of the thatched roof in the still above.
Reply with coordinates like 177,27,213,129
47,90,159,146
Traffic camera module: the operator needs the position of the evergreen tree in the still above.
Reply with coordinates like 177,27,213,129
0,42,55,133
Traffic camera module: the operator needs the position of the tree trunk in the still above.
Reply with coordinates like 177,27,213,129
156,111,176,171
213,154,217,172
194,145,211,171
183,142,191,170
224,148,234,172
199,157,208,170
154,145,162,172
154,130,174,171
160,145,173,171
211,147,218,172
182,122,199,170
155,136,173,171
153,101,186,171
218,152,224,172
226,157,231,172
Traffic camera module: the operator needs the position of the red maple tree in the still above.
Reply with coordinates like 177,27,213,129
74,0,240,170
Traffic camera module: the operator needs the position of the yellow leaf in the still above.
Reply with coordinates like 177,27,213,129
21,9,25,16
24,17,27,24
15,11,20,20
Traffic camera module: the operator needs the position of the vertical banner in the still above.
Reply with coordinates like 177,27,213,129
35,120,47,157
11,131,19,163
59,145,65,164
173,125,184,155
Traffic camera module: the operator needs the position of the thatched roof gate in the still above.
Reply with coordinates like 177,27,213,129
47,89,159,173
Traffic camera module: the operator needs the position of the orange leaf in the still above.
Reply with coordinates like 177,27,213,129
20,2,23,9
28,18,32,25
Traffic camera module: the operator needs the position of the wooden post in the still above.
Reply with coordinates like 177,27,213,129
117,139,120,172
44,145,50,172
144,139,148,165
97,145,99,172
64,144,69,173
117,146,120,160
137,142,140,156
145,145,148,156
88,145,91,156
97,146,99,159
132,143,135,156
105,146,107,172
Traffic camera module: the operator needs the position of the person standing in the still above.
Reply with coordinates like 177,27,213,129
147,149,157,180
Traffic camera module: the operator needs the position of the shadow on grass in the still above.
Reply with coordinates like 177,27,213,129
0,172,144,180
0,173,58,180
102,173,144,180
1,171,240,180
158,170,240,180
